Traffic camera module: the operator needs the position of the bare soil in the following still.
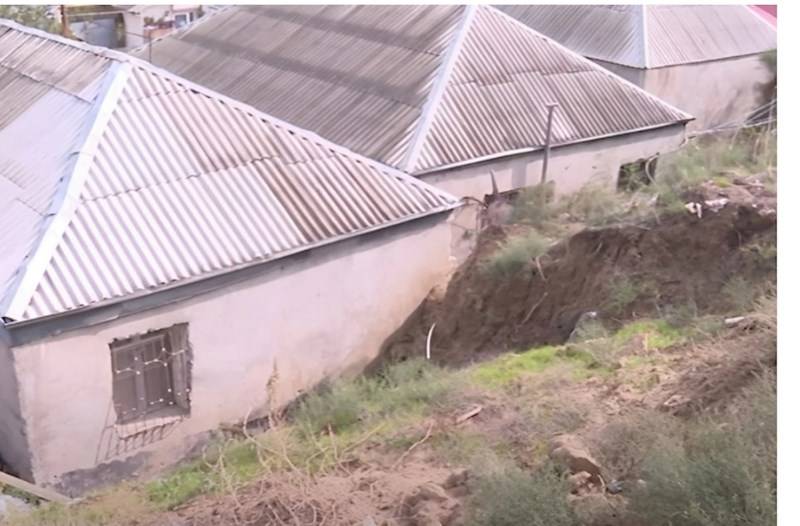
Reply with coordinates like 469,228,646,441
380,196,776,367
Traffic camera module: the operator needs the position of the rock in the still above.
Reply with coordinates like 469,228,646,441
416,482,449,502
567,471,592,493
443,469,469,489
549,434,605,486
704,198,729,212
607,479,624,494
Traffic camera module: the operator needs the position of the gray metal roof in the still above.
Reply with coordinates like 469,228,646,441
136,5,691,174
498,4,777,69
0,20,459,323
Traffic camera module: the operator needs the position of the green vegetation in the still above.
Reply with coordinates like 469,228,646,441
629,373,776,526
0,6,60,33
481,231,550,278
471,346,561,387
466,462,577,526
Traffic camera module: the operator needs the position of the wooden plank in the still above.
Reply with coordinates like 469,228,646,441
0,470,72,505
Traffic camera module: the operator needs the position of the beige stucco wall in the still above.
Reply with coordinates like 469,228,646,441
9,215,455,489
419,124,686,200
643,54,771,133
592,55,772,133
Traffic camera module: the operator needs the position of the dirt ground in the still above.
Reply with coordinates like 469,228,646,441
381,180,776,367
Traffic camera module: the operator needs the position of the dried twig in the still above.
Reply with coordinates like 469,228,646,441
392,421,434,469
455,405,483,424
534,255,547,281
520,291,548,326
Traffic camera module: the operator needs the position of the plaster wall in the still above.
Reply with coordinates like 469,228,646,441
419,124,686,200
9,216,454,490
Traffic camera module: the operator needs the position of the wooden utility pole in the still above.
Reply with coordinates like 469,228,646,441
540,103,559,185
59,5,69,37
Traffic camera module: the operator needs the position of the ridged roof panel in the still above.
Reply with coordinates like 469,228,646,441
139,5,689,173
0,22,458,322
498,4,776,69
412,7,690,172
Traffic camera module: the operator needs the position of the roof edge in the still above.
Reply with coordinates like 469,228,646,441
5,200,460,330
0,18,456,201
401,4,476,172
414,120,690,176
488,6,693,123
640,5,650,69
1,62,132,321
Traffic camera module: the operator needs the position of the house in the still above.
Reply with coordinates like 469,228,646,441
0,19,459,493
135,5,691,201
118,4,207,48
499,4,777,133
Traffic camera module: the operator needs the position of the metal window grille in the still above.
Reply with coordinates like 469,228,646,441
109,324,191,424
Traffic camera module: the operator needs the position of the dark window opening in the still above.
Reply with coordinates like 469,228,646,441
110,323,191,424
618,158,658,192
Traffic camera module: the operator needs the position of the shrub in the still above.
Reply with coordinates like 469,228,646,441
629,373,776,526
721,275,759,313
511,183,557,226
558,181,628,226
466,462,578,526
293,358,455,435
481,231,550,278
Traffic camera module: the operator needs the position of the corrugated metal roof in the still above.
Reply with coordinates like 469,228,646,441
415,7,688,172
0,20,459,323
136,5,690,173
498,4,777,69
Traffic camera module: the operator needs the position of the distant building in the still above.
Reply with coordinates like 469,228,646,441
137,5,691,200
118,4,206,48
0,19,458,493
499,5,777,133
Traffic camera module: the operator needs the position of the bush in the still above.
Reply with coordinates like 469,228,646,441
629,373,776,526
294,358,455,435
511,183,557,226
466,463,578,526
558,181,628,226
481,231,550,278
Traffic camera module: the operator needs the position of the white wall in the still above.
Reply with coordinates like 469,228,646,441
0,328,32,480
643,54,772,132
419,125,686,200
10,216,454,489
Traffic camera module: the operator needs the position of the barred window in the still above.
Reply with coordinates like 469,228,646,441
109,323,191,424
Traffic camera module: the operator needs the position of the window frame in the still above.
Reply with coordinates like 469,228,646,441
109,323,191,425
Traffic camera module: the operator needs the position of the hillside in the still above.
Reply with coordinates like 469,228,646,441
0,132,777,526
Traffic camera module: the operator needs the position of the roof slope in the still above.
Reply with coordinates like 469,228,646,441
135,5,690,174
0,20,458,323
499,4,777,69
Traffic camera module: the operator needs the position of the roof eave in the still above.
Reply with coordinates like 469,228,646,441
2,201,460,330
413,120,692,177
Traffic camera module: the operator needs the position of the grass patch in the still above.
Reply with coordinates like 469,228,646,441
481,231,551,278
466,462,578,526
471,346,561,387
614,319,685,350
294,358,456,436
629,373,776,525
604,275,656,316
721,275,761,313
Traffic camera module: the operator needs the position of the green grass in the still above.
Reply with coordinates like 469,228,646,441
481,231,551,278
614,319,685,350
471,346,561,387
629,373,776,525
466,462,578,526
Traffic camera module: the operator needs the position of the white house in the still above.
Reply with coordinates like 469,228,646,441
137,5,692,200
0,20,459,494
499,4,777,133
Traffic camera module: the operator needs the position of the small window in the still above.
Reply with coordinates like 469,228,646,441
110,324,191,424
174,13,190,28
618,158,658,192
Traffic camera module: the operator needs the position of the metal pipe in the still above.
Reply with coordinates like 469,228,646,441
540,103,559,185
